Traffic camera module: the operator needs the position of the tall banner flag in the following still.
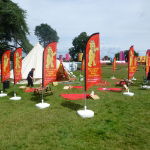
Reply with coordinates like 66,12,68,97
85,33,101,91
128,46,136,80
14,48,22,84
78,53,83,62
112,57,116,72
81,59,85,71
146,50,150,77
133,56,138,73
42,42,57,87
0,63,1,76
1,50,11,82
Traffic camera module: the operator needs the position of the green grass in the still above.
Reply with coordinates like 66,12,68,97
0,64,149,150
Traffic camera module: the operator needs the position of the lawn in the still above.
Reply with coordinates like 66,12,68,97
0,64,149,150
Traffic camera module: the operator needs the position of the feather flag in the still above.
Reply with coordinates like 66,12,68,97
13,48,22,84
146,50,150,77
112,57,117,72
1,50,11,82
81,59,85,71
128,46,136,80
42,42,57,87
85,33,101,91
133,56,138,73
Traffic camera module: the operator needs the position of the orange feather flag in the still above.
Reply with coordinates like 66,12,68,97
1,50,11,82
112,57,116,72
14,48,22,84
146,50,150,77
128,46,136,80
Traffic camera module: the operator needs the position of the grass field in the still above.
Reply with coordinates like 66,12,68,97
0,64,149,150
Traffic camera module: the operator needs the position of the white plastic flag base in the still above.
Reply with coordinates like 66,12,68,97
9,96,21,100
132,77,137,81
123,91,134,96
35,100,50,109
0,92,7,97
77,106,94,118
9,93,21,100
141,85,150,89
111,76,116,79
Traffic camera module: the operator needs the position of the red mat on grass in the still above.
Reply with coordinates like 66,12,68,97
72,86,83,89
24,88,35,92
99,80,110,86
115,81,126,86
97,88,123,92
60,94,90,100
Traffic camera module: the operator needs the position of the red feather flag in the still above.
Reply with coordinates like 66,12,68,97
14,48,22,84
128,46,136,80
133,56,138,73
42,42,57,87
1,50,11,82
85,33,101,91
146,50,150,77
81,59,85,71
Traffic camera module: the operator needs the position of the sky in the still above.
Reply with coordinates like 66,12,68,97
12,0,150,58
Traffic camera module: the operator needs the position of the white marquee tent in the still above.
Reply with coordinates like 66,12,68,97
11,43,44,79
10,43,61,81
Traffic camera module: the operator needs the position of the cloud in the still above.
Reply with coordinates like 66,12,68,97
12,0,150,57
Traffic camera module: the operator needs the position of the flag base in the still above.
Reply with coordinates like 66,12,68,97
141,85,150,89
77,106,94,118
9,96,21,100
0,91,7,97
35,100,50,109
123,91,134,96
9,93,21,100
132,77,137,81
0,93,7,97
111,76,116,79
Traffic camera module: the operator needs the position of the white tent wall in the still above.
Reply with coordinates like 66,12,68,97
10,43,44,80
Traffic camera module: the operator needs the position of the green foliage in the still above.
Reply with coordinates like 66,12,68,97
0,0,33,57
0,65,149,150
34,23,59,48
115,50,139,62
115,52,120,60
69,32,89,61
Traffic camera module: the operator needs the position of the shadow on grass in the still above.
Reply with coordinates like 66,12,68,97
30,94,52,103
61,101,83,111
7,91,14,96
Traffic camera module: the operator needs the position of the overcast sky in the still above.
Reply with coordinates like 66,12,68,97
12,0,150,58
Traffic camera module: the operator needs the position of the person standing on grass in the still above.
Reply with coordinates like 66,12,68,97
27,68,35,87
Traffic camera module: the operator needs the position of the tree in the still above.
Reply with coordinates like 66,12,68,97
102,56,111,60
115,52,120,60
0,0,33,58
69,32,89,61
115,50,139,62
34,24,59,48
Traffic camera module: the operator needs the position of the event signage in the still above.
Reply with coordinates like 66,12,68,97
128,46,136,79
146,50,150,77
14,48,22,84
81,59,85,71
85,33,101,90
42,42,57,87
1,50,11,82
113,57,116,72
